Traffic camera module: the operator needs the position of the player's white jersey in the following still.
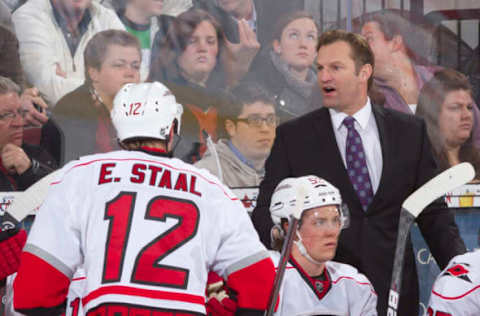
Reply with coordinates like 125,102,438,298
270,252,377,316
5,269,85,316
23,150,270,315
428,250,480,316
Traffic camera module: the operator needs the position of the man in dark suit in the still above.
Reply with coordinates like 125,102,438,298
251,29,466,315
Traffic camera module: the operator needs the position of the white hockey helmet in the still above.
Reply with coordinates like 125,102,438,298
111,82,183,142
270,175,348,229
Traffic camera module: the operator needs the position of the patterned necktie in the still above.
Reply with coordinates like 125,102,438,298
343,116,374,211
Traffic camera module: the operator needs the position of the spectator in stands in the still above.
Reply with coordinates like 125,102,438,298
194,0,303,45
0,24,51,129
44,30,141,165
162,0,192,16
149,8,230,163
0,25,23,89
243,11,318,122
192,0,303,86
113,0,164,80
417,69,480,178
0,76,56,289
12,0,125,105
0,1,13,30
0,76,56,191
195,83,277,187
359,10,480,148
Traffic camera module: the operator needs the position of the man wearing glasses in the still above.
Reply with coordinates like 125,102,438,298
195,83,277,187
0,77,56,192
0,76,56,286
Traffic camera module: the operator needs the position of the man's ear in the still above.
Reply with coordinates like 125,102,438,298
359,63,373,84
225,119,236,138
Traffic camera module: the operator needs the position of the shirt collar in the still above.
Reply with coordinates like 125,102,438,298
329,97,373,131
50,0,91,34
227,140,257,171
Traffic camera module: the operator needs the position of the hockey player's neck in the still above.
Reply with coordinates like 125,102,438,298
292,248,325,276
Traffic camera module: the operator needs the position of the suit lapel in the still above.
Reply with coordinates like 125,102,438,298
367,104,390,212
310,108,363,211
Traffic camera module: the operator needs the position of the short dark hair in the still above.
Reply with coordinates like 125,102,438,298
223,83,276,120
218,83,276,138
317,29,374,90
84,30,141,84
148,8,225,83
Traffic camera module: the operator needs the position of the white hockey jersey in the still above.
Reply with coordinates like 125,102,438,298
271,252,378,316
5,269,85,316
14,150,273,315
427,250,480,316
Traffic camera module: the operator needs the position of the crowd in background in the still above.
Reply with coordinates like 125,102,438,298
0,0,479,315
0,0,478,193
0,1,477,190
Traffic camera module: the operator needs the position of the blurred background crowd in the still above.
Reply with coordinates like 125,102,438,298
0,0,478,195
0,1,479,314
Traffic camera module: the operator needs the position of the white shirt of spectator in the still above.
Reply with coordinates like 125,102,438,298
329,97,383,194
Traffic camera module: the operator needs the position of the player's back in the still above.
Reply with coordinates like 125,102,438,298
22,150,267,315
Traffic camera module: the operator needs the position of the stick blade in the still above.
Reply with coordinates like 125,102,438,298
402,162,475,217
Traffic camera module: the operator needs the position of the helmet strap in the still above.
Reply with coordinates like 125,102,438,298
294,230,323,266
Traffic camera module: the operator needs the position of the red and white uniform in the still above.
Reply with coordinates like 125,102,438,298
428,250,480,316
13,150,275,315
5,269,85,316
271,252,377,316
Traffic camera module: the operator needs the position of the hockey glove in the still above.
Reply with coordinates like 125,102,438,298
0,228,27,281
206,272,237,316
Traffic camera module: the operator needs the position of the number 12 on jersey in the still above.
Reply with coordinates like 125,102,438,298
101,191,200,289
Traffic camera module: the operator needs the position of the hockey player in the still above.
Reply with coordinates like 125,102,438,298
427,249,480,316
269,175,378,316
13,82,276,316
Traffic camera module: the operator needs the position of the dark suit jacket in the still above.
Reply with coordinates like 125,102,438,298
251,104,466,315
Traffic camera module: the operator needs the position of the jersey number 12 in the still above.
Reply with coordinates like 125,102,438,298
101,191,200,289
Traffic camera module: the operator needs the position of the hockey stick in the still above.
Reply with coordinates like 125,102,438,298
202,130,223,182
0,169,61,229
387,162,475,316
265,181,307,316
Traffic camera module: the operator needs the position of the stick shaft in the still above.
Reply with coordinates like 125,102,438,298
265,216,298,316
387,208,415,315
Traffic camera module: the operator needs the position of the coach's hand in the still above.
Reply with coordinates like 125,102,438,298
0,228,27,281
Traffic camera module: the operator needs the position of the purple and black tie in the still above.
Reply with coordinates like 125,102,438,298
343,116,374,211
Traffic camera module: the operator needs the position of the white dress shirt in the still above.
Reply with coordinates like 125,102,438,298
329,98,383,194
